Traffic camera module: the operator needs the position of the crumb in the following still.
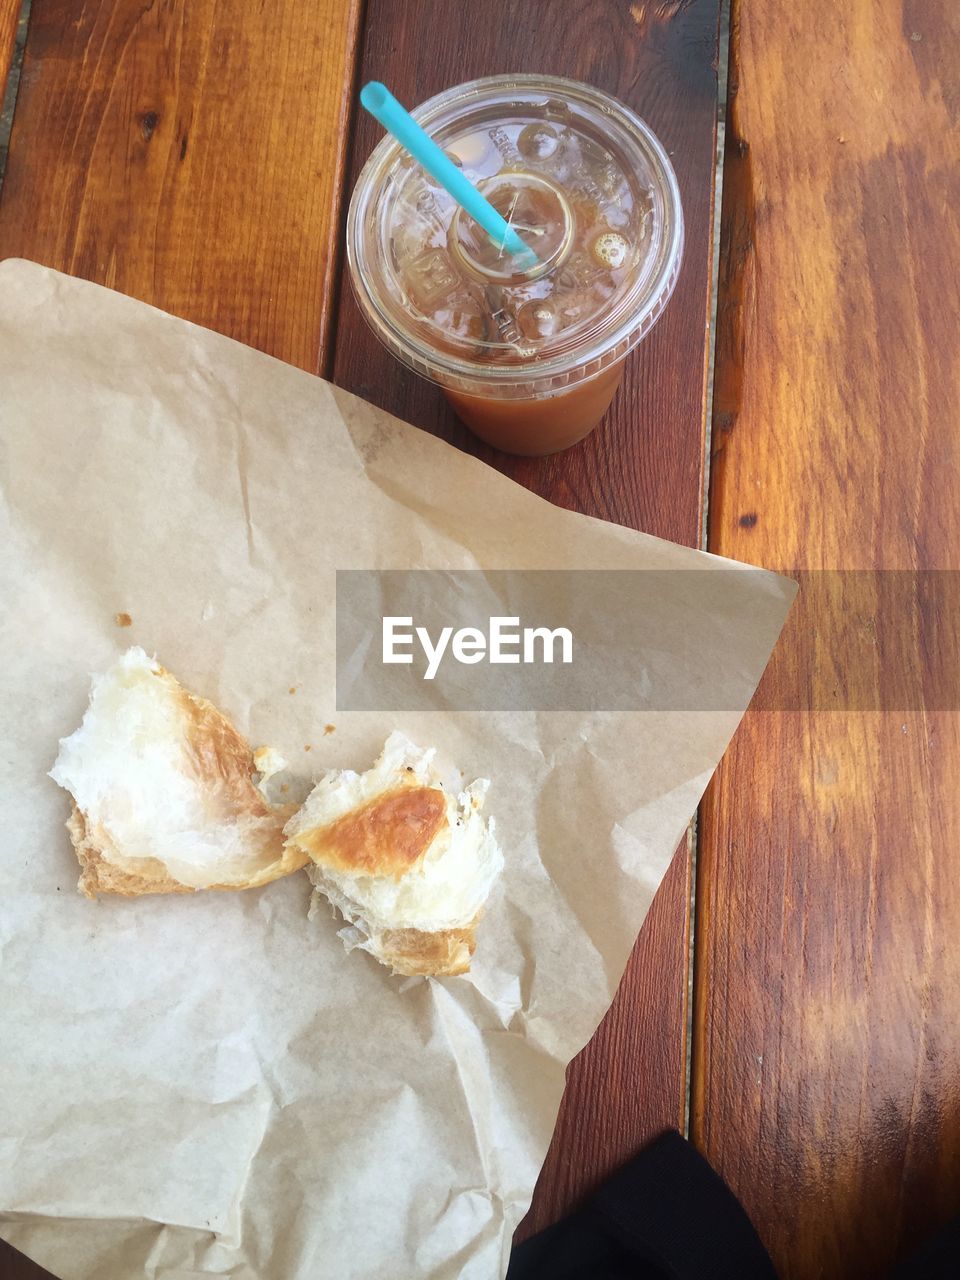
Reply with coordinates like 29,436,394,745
289,686,297,694
280,783,289,792
304,744,312,752
115,612,132,627
837,135,846,144
324,723,335,735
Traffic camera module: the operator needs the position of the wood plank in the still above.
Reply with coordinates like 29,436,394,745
332,0,721,1237
524,834,692,1233
0,0,19,100
0,0,363,373
0,4,363,1277
0,1243,52,1280
694,2,960,1277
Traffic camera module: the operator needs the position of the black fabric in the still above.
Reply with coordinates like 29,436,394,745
891,1215,960,1280
507,1130,778,1280
508,1128,960,1280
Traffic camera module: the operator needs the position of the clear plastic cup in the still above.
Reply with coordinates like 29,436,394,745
346,74,684,456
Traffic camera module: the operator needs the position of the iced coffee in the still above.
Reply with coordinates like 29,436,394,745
347,75,683,456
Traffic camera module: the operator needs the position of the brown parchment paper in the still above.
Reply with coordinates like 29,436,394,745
0,260,795,1280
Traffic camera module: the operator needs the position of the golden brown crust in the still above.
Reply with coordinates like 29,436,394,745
66,665,307,898
69,804,309,899
69,806,193,899
374,914,482,977
177,683,277,823
293,786,448,880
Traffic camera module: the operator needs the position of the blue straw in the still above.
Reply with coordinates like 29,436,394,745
360,82,539,269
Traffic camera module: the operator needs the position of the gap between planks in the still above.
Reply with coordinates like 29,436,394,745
0,0,30,185
316,0,371,379
684,0,732,1139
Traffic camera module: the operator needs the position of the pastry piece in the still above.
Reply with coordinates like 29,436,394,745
285,731,502,976
51,647,305,897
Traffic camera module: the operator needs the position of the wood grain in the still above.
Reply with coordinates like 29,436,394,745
0,0,20,99
0,0,363,372
0,4,362,1277
694,2,960,1277
332,0,721,1237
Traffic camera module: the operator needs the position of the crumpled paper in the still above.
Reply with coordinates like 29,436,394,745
0,260,795,1280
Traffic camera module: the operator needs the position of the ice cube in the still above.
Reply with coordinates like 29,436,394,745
434,289,488,342
412,187,451,237
404,248,460,309
604,204,631,230
597,161,626,200
518,123,560,160
556,250,601,292
517,300,560,339
558,295,589,328
416,189,439,216
569,172,609,209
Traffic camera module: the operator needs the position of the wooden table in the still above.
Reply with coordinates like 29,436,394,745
1,1,957,1277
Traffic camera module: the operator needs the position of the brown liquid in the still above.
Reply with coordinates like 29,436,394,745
442,358,626,455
